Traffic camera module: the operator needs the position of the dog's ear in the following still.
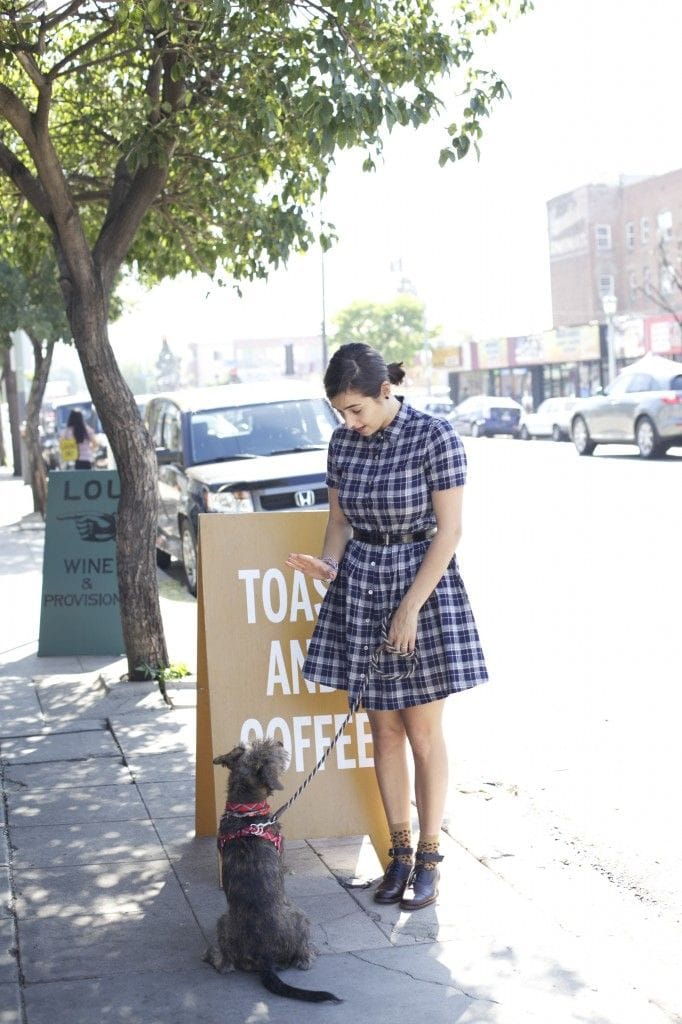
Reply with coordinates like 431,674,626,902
213,745,245,769
260,763,285,792
257,741,289,792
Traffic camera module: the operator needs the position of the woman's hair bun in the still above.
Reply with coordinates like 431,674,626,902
387,362,406,386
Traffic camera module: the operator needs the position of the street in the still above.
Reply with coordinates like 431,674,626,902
444,437,682,1017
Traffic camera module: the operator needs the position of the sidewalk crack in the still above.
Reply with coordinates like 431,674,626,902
347,949,501,1004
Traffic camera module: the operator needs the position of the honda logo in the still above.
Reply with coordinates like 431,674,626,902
294,489,316,508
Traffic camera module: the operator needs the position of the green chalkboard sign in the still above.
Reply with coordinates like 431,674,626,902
38,470,125,656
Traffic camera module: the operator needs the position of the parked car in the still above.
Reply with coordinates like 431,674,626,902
408,395,455,419
145,381,339,594
449,395,522,437
518,397,578,441
570,354,682,458
41,394,109,469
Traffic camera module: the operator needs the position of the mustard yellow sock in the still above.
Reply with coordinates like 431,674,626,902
389,822,413,865
417,834,441,870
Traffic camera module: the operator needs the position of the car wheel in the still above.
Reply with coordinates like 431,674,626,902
471,423,481,438
519,425,530,440
156,548,171,570
181,520,198,596
572,416,596,456
551,424,563,442
635,416,662,459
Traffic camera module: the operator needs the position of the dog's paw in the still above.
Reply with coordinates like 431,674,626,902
294,946,318,970
203,945,235,974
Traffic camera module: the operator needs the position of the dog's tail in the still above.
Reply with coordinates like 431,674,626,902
260,964,341,1003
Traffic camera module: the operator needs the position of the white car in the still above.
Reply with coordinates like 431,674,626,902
518,397,578,442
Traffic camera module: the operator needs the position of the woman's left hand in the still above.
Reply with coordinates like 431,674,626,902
387,602,419,656
285,552,337,581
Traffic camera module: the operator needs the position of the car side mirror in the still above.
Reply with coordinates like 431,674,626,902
155,446,180,465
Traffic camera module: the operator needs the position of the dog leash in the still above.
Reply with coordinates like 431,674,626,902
270,621,417,822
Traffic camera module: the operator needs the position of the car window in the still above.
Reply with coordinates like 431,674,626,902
163,405,182,451
606,375,631,396
626,374,657,393
189,399,337,462
671,375,682,391
146,401,164,446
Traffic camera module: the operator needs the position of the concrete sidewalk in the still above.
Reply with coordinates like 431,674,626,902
0,472,672,1024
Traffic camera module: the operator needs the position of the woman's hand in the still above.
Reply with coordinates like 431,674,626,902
285,553,337,581
387,600,419,655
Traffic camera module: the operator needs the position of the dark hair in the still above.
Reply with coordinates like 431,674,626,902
67,409,87,444
323,343,406,399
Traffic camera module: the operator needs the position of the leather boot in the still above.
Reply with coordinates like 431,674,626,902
373,846,414,904
399,851,444,911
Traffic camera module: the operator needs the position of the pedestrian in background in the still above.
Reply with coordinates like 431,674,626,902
60,409,97,469
286,342,488,911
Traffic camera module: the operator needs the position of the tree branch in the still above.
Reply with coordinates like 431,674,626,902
93,44,187,293
0,137,52,220
49,27,123,79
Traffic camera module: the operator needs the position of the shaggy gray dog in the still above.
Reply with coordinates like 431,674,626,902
203,738,340,1003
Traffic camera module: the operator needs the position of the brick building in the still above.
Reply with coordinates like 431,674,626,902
547,168,682,328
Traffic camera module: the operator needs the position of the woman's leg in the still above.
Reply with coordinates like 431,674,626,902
366,708,411,825
367,709,414,903
401,699,448,835
398,700,448,910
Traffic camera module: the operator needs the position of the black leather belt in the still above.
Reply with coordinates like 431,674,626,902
352,527,437,546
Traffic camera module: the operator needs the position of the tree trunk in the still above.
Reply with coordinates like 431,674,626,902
0,365,6,466
2,347,23,476
24,332,54,517
68,280,168,678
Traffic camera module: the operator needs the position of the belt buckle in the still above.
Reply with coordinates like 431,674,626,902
382,532,391,545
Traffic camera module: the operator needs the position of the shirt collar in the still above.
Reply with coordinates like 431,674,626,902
374,396,407,444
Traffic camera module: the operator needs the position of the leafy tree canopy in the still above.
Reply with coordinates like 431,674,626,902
332,294,435,367
0,0,532,289
0,256,69,347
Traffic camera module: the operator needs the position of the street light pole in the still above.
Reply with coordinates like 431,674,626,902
601,293,618,385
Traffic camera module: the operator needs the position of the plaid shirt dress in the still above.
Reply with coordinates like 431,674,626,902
303,401,489,710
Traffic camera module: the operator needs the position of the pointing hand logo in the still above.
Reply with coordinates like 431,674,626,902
57,513,117,542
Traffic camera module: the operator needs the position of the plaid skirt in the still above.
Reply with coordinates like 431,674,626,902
303,538,488,711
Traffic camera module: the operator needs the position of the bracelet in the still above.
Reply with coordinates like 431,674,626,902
321,555,339,575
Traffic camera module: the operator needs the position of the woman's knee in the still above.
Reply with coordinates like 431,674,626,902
368,711,406,755
402,706,446,762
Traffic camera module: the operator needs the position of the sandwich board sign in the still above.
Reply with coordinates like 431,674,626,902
195,511,389,860
38,470,124,656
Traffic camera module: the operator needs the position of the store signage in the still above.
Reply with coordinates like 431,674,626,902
431,345,463,369
38,470,124,656
195,511,389,859
512,335,545,365
476,337,510,369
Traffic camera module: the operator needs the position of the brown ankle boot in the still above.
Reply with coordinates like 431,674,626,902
374,847,414,904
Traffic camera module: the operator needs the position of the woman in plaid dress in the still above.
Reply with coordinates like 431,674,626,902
286,343,488,911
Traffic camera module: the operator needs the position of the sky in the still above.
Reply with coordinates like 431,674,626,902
104,0,682,370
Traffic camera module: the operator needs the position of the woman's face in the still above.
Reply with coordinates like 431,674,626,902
331,386,392,436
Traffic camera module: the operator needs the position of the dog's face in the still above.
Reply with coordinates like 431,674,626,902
214,739,289,797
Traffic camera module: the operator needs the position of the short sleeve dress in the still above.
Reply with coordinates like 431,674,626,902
302,401,489,711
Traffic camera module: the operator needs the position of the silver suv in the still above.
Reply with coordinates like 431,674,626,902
146,381,338,593
571,354,682,458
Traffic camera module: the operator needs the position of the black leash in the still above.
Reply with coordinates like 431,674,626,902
271,621,417,821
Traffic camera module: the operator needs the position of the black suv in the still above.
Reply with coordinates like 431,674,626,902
145,382,338,594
